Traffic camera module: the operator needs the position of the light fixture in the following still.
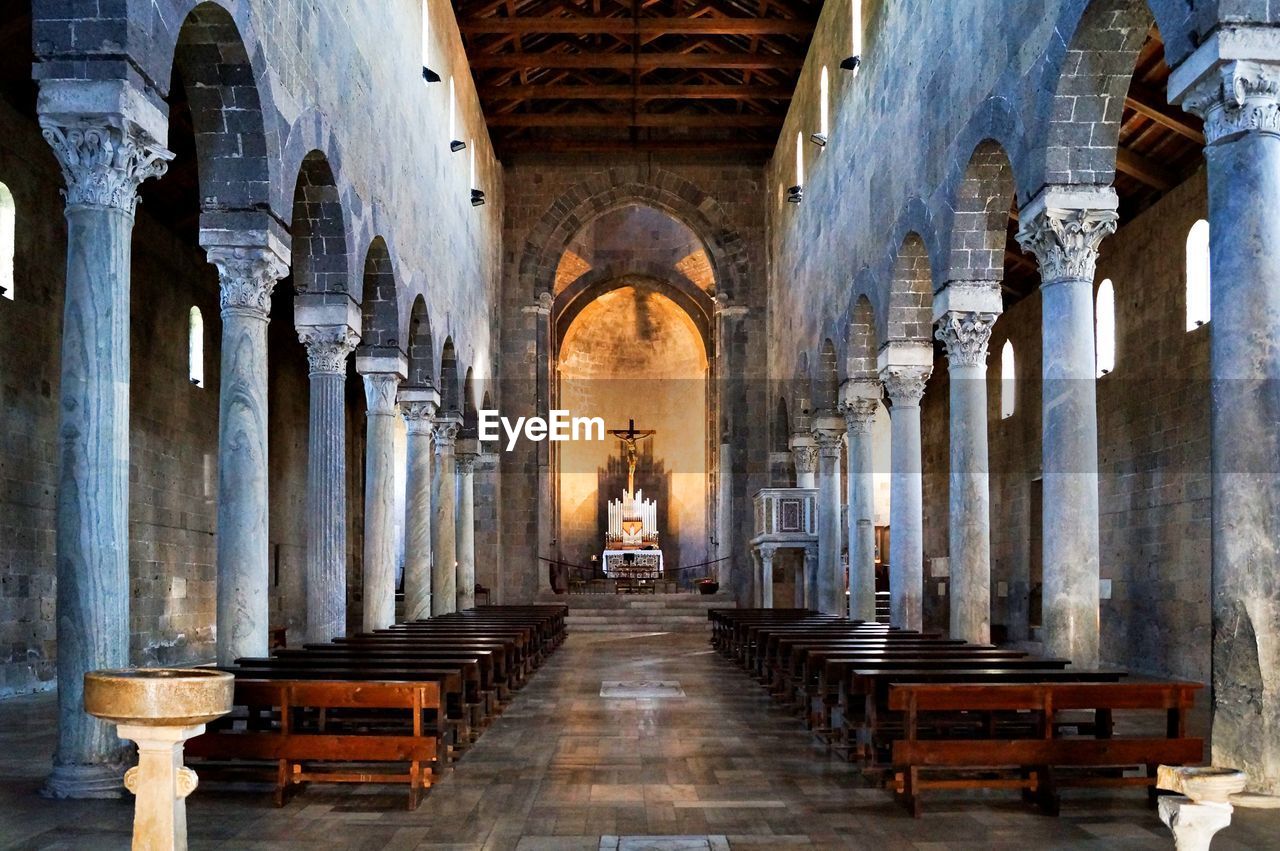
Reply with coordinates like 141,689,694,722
840,55,861,72
810,132,827,147
422,66,441,83
450,139,466,152
471,189,486,207
786,185,803,204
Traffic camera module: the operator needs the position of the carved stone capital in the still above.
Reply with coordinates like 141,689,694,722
758,542,780,561
839,397,880,435
40,119,173,215
1016,199,1118,285
791,444,818,474
401,401,439,436
433,417,461,452
362,373,401,417
880,365,931,407
455,451,478,474
812,415,845,458
298,326,359,375
524,291,553,316
1181,60,1280,145
208,247,289,319
935,311,998,368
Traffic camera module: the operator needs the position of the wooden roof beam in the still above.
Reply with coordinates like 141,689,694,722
469,52,804,70
1125,81,1205,145
459,16,816,36
478,83,793,99
1115,145,1179,192
487,112,782,127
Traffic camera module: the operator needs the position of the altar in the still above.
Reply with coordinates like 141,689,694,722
602,549,664,579
600,419,665,579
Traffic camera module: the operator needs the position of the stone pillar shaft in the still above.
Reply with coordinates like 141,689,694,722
298,328,358,643
432,416,461,615
455,442,479,611
361,373,402,631
401,394,438,621
211,248,288,666
881,362,930,632
756,546,776,608
813,418,845,616
1017,188,1117,668
841,390,880,622
42,116,173,797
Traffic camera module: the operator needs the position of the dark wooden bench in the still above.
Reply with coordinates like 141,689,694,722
887,680,1203,815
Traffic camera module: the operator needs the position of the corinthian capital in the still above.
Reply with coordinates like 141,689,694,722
209,247,289,318
433,413,462,452
298,326,359,375
839,397,880,434
935,311,998,368
455,452,478,474
791,443,818,475
1016,190,1118,285
362,372,401,416
401,401,438,436
40,120,174,215
880,365,931,407
1180,59,1280,145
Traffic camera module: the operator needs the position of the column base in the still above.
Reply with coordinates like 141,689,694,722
42,760,128,799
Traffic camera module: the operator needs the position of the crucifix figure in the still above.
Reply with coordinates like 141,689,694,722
607,418,656,494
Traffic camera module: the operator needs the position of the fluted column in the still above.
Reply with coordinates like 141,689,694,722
455,438,480,611
1017,187,1117,668
358,355,406,632
789,433,818,489
210,245,289,666
40,108,173,798
880,346,932,632
840,384,881,623
812,416,846,615
432,412,462,615
400,388,439,622
935,284,1002,645
1172,38,1280,793
297,325,359,643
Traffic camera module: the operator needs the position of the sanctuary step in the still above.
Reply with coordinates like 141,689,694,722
544,592,737,632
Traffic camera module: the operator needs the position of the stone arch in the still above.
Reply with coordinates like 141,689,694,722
814,339,840,413
885,234,935,344
439,338,460,413
290,151,350,295
555,274,712,356
359,237,401,354
774,396,791,453
406,295,436,389
171,2,277,217
517,169,747,301
944,140,1018,285
791,351,812,432
462,366,478,430
848,295,879,380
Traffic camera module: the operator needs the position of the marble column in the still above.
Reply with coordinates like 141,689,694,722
1017,187,1117,668
801,546,817,609
840,384,881,623
1172,39,1280,793
296,324,359,643
789,433,818,489
358,355,406,632
756,544,778,607
40,110,173,798
527,292,554,594
812,415,846,616
400,388,439,622
714,297,750,600
432,412,462,615
455,437,480,611
209,245,289,666
880,345,933,632
935,284,1002,645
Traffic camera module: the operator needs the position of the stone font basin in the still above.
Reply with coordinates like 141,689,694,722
83,668,234,727
1157,765,1249,803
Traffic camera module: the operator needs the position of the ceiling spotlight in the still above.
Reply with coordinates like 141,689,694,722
786,185,803,204
840,55,861,72
471,189,486,207
422,66,441,83
810,132,827,147
450,139,466,153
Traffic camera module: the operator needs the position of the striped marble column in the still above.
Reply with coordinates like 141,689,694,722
359,358,406,632
840,383,881,623
432,413,462,616
297,326,359,643
40,113,172,799
455,438,480,611
400,388,439,621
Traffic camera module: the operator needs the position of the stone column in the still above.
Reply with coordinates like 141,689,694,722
527,292,554,594
1017,187,1117,668
934,284,1002,645
455,437,480,611
801,546,817,609
208,245,289,666
296,322,359,644
1171,38,1280,793
40,104,173,797
714,297,750,598
879,344,933,632
357,354,406,632
432,412,462,615
399,388,439,622
789,433,818,489
840,383,881,622
757,544,778,607
812,415,846,615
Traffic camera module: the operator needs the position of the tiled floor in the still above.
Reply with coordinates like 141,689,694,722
2,631,1277,849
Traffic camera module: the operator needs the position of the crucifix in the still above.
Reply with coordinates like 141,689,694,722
607,418,656,494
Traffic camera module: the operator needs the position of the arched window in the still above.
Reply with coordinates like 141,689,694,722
1000,339,1016,419
818,66,830,141
448,77,461,149
420,0,439,82
1186,218,1211,330
469,142,476,189
849,0,863,74
1096,278,1116,377
795,131,804,188
0,182,14,300
188,306,204,388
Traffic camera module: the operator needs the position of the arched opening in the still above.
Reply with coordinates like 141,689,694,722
188,306,204,387
1186,218,1210,330
818,66,830,142
1000,339,1016,419
0,182,14,300
1096,278,1116,377
291,151,349,295
439,337,460,413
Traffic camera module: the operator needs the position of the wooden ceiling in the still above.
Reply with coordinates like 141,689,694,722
452,0,823,159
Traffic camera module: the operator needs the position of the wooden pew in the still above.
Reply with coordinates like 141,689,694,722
887,680,1203,815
